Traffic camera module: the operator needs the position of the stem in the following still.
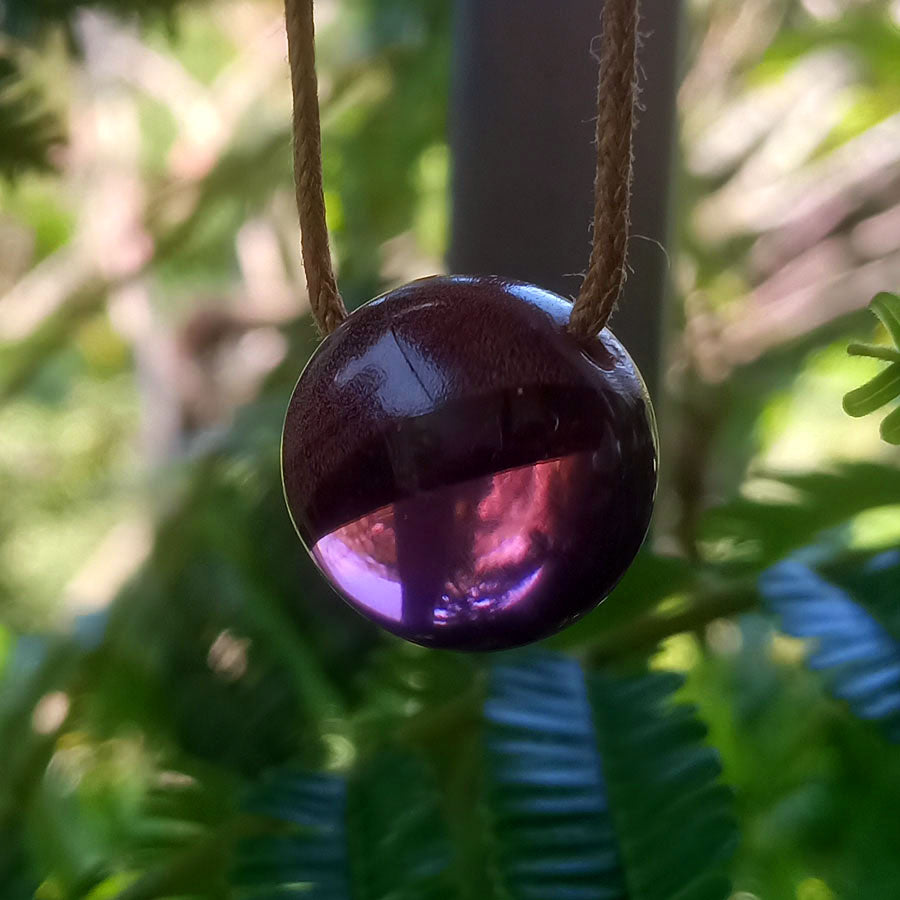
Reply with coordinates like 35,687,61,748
584,579,759,665
583,545,885,666
847,343,900,363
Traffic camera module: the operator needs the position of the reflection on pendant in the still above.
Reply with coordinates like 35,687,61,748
313,452,595,641
283,276,658,650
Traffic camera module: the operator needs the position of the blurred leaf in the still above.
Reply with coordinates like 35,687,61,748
354,642,478,747
84,871,140,899
0,634,82,823
84,762,243,900
0,53,63,178
127,762,238,863
0,630,95,898
758,14,900,90
485,654,737,900
760,561,900,742
823,548,900,631
25,765,109,897
0,832,39,900
233,773,349,900
701,464,900,574
323,0,452,298
1,0,183,37
232,755,457,899
553,552,696,651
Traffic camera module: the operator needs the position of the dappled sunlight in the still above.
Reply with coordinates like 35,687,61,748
2,0,900,897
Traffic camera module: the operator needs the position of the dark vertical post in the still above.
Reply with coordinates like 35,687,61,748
449,0,682,397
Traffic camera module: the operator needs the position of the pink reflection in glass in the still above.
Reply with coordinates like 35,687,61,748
312,452,589,639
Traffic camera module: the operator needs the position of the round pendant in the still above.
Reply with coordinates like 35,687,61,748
282,276,657,651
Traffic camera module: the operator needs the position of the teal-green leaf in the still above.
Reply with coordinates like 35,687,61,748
760,561,900,742
842,363,900,416
588,673,737,900
485,655,623,900
233,755,457,900
485,654,737,900
870,292,900,350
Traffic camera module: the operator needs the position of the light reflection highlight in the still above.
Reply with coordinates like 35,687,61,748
313,453,590,636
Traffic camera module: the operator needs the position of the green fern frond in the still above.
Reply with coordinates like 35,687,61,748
761,559,900,742
127,763,237,864
485,654,737,900
233,754,457,899
485,654,624,899
844,292,900,444
587,672,737,900
235,772,349,899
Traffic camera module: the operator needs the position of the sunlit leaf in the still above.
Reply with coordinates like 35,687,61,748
869,293,900,351
844,293,900,442
842,364,900,417
879,405,900,445
701,464,900,574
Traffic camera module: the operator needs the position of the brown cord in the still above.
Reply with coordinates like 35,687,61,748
569,0,641,339
286,0,638,337
285,0,347,335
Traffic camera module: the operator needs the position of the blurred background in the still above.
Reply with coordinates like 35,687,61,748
2,1,900,898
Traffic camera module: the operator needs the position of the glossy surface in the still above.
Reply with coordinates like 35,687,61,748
282,276,657,650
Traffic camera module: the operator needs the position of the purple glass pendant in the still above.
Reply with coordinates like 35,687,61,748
282,276,657,651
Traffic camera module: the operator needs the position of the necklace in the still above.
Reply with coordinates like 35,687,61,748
280,0,655,651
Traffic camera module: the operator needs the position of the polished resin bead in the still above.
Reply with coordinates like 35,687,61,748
282,276,657,651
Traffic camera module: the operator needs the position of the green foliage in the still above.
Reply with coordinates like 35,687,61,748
485,655,628,900
0,53,62,178
319,0,452,301
701,464,900,575
761,560,900,742
485,655,737,900
1,0,185,37
212,655,739,900
233,756,455,900
2,2,900,899
844,293,900,444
